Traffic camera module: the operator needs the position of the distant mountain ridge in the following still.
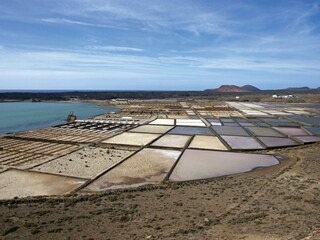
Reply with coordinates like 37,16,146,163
241,85,261,92
205,84,261,93
284,87,310,91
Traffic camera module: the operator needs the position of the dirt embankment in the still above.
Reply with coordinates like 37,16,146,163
1,143,320,239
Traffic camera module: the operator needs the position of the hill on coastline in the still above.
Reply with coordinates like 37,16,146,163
284,87,310,91
205,84,261,93
241,85,261,92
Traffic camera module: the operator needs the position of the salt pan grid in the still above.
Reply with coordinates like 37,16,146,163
285,110,310,115
273,127,309,136
0,169,86,200
234,118,250,123
261,110,291,116
241,103,265,108
303,126,320,135
102,132,161,146
176,119,206,127
257,137,299,148
12,128,108,143
0,137,79,168
169,149,279,181
129,125,173,134
212,126,250,136
221,135,265,150
56,120,139,133
2,100,320,199
169,126,214,136
293,136,320,143
223,123,240,126
241,110,269,117
206,118,222,126
245,127,284,137
239,122,255,127
289,116,320,126
148,119,175,125
33,147,134,179
219,118,235,123
168,115,189,119
151,134,191,148
258,118,300,127
188,136,227,150
82,148,181,191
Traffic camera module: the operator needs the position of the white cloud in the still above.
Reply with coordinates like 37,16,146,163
50,0,235,35
0,48,319,79
1,1,320,89
41,18,117,29
87,45,144,52
0,47,319,90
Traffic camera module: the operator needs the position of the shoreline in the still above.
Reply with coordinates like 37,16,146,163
0,101,120,135
0,99,121,115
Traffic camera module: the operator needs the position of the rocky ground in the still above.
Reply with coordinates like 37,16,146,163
1,143,319,240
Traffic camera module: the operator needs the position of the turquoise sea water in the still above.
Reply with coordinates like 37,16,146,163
0,102,119,134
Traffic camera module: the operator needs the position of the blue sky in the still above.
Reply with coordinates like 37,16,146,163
0,0,319,90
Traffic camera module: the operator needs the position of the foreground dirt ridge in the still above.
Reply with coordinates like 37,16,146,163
1,143,320,239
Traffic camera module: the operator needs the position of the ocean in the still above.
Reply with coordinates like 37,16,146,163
0,102,119,134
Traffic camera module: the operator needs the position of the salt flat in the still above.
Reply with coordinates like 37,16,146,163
0,169,85,200
33,147,133,179
82,148,181,191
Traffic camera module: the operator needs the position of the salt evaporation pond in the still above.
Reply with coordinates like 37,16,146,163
169,149,279,182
